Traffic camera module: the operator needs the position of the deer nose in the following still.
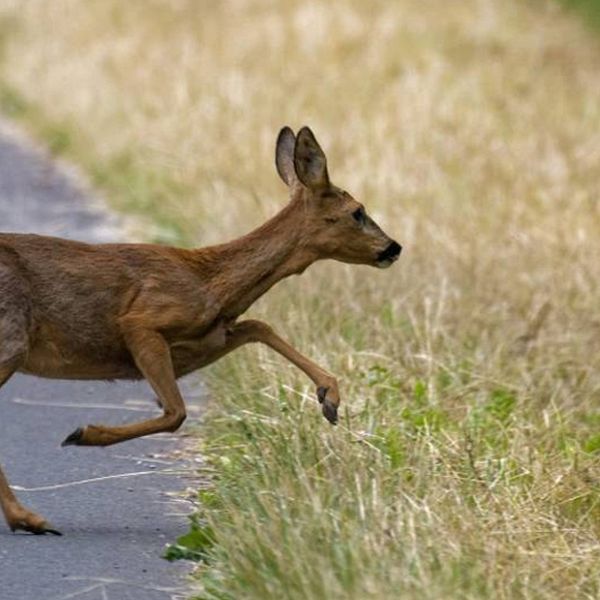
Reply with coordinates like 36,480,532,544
377,241,402,263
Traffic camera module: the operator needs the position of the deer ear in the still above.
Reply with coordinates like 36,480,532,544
294,127,329,189
275,126,297,187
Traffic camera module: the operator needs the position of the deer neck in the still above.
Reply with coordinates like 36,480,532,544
197,199,317,318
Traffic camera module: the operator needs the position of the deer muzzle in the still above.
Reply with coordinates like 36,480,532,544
376,241,402,268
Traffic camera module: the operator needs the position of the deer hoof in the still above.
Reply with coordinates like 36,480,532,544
317,387,338,425
61,426,85,447
30,523,63,536
10,514,63,536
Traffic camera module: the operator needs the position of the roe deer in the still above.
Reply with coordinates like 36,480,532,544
0,126,401,535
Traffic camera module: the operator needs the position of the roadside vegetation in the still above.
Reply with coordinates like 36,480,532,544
1,1,600,597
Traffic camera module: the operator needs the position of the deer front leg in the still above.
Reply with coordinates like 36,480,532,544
62,329,186,447
227,320,340,424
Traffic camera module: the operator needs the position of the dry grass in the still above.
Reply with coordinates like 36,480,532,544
1,0,600,598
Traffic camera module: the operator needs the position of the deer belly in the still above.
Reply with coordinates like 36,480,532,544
21,349,140,380
21,322,139,380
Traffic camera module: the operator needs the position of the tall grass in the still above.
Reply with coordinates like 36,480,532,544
1,0,600,597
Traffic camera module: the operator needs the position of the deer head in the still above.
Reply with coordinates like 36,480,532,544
275,126,401,269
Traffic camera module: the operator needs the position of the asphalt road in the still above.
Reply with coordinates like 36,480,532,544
0,121,204,600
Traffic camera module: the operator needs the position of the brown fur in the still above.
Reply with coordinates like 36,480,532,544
0,126,400,534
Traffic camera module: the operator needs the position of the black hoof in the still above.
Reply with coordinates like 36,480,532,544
61,427,84,447
35,526,63,536
317,387,338,425
321,400,338,425
13,521,63,536
45,528,63,536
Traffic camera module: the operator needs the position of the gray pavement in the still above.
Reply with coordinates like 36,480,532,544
0,121,203,599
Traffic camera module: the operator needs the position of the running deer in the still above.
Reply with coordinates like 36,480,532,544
0,127,401,535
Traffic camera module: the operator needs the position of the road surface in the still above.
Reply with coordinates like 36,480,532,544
0,121,203,600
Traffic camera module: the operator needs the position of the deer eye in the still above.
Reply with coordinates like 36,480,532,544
352,208,365,224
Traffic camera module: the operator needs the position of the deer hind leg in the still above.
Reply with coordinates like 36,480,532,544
221,320,341,424
0,340,61,534
62,329,186,447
